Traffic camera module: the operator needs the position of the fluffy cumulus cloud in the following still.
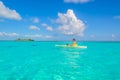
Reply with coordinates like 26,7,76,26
64,0,92,3
56,9,85,36
41,23,53,31
0,1,22,20
0,32,19,37
31,17,40,23
29,25,40,30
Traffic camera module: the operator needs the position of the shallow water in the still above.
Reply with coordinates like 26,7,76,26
0,41,120,80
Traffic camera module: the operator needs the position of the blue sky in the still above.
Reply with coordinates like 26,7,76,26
0,0,120,41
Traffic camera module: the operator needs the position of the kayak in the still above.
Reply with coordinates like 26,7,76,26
55,45,87,48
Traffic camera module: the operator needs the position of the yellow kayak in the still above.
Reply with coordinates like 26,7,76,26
55,45,87,48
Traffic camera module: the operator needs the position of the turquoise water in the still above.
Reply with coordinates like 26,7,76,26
0,41,120,80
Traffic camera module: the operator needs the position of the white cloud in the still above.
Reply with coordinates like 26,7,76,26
46,27,53,31
45,35,53,38
0,1,22,20
0,32,19,37
64,0,92,3
24,34,53,39
41,23,53,31
29,25,40,30
56,9,85,36
114,16,120,19
41,23,48,27
31,17,40,23
25,34,42,38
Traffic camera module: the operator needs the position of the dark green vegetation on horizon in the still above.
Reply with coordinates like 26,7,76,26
15,38,34,42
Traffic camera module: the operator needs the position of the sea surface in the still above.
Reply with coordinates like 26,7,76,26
0,41,120,80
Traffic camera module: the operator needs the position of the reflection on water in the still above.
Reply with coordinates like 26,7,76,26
63,51,81,68
58,49,85,80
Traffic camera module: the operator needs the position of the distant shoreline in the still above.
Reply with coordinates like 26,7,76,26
0,40,120,42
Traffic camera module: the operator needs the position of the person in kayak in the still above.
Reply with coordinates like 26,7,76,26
72,38,78,47
66,38,78,46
